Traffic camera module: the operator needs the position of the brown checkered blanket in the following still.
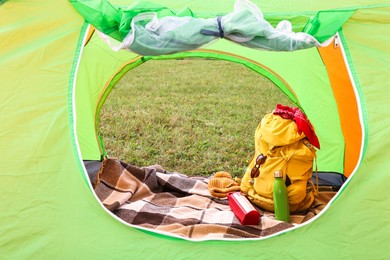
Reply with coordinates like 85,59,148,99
94,158,332,240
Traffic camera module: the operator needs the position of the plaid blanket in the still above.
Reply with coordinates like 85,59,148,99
94,158,332,240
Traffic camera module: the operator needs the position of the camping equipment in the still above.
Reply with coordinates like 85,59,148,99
240,107,317,212
228,192,261,225
273,171,291,222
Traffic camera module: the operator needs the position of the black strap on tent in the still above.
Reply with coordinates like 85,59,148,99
200,16,224,38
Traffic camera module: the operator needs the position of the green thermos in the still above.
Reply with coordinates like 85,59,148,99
273,170,290,222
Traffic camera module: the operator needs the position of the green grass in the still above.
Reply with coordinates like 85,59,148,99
98,59,293,177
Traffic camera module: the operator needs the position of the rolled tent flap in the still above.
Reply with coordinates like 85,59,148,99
69,0,354,56
69,0,179,42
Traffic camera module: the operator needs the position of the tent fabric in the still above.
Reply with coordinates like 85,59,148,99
1,0,390,259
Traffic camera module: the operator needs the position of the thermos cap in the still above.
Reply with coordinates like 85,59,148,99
274,170,283,178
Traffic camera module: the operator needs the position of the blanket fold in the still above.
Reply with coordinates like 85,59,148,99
94,158,333,239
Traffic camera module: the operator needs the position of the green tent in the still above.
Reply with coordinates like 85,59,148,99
1,0,389,258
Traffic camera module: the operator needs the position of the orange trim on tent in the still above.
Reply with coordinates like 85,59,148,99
192,49,300,103
83,26,95,46
318,39,362,177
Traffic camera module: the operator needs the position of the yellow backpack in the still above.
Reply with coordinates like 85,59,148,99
240,105,319,213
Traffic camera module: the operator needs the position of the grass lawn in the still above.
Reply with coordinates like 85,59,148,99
98,58,293,177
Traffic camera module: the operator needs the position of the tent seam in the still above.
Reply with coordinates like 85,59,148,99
68,23,95,190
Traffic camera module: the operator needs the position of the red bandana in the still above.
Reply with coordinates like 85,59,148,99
273,104,320,149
